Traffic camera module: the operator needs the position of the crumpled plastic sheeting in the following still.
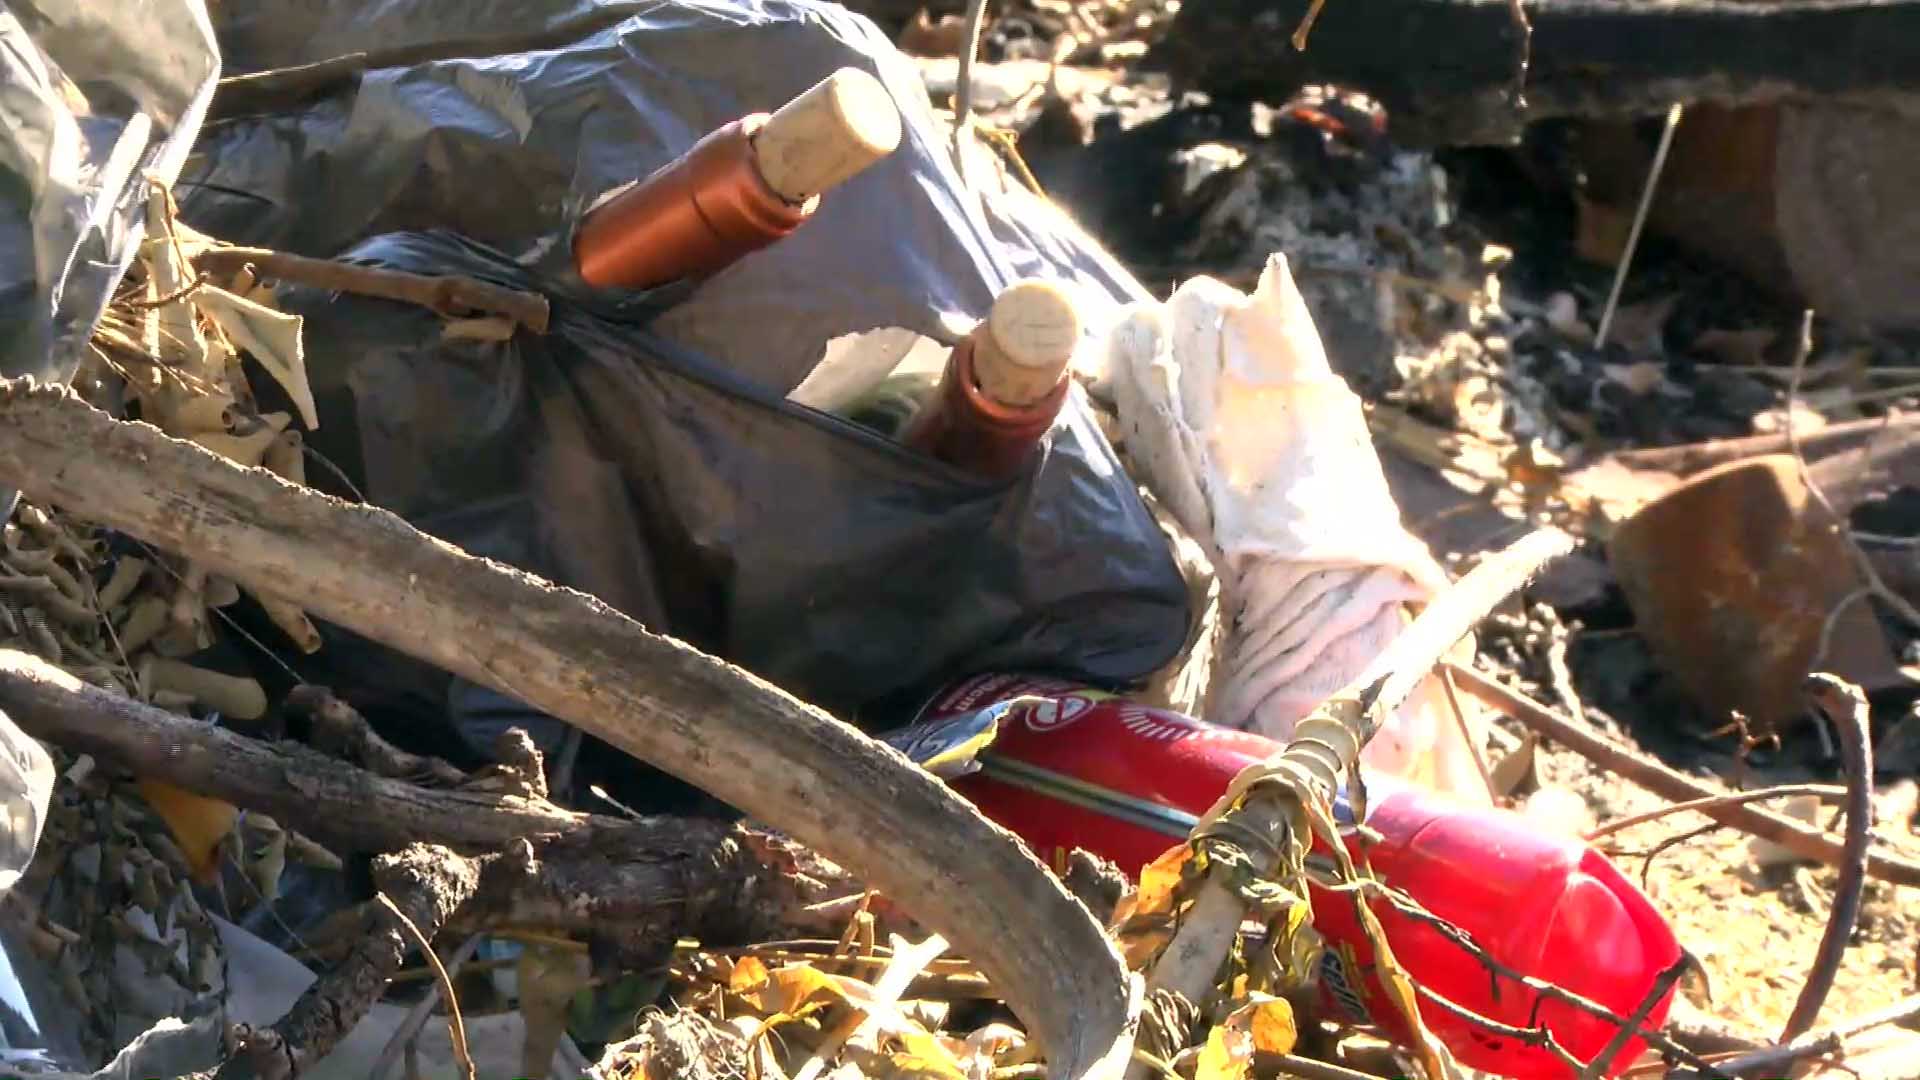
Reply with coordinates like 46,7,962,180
178,0,1187,757
0,0,217,381
0,707,51,898
0,0,217,523
265,231,1186,756
208,0,647,74
184,0,1152,391
1111,255,1490,801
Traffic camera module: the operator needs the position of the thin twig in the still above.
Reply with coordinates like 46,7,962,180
1712,993,1920,1078
1411,981,1587,1074
1584,784,1847,843
953,0,992,175
1582,956,1692,1078
1639,823,1725,893
1326,875,1728,1076
370,933,486,1080
193,247,550,333
1504,0,1534,104
1447,663,1920,887
126,271,213,310
1436,664,1498,802
1595,103,1684,351
1780,676,1875,1043
1812,588,1877,676
376,895,475,1080
1253,1052,1389,1080
1291,0,1331,49
1545,630,1587,727
1784,310,1920,632
1606,412,1919,477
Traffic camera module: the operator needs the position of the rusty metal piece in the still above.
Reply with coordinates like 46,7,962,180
571,117,812,291
1609,454,1902,732
1577,101,1920,331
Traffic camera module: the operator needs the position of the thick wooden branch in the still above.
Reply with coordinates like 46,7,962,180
0,378,1133,1080
217,843,481,1080
1155,0,1920,144
0,650,583,853
0,648,848,967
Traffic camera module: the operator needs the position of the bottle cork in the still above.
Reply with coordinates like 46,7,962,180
751,68,903,203
972,279,1082,408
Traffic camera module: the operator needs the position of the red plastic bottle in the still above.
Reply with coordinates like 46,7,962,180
888,674,1683,1079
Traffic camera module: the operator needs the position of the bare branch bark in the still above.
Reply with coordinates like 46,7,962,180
1778,676,1874,1042
214,843,482,1080
0,649,851,960
0,649,585,854
0,378,1134,1080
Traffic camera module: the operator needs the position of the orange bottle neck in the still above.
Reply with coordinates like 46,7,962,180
900,332,1069,480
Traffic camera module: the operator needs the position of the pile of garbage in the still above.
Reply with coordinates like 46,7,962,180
0,0,1916,1079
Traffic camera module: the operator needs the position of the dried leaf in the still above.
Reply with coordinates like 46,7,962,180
731,955,772,994
742,964,851,1020
1489,731,1538,799
1133,842,1191,917
133,779,236,882
1193,1021,1251,1080
880,1053,968,1079
1245,995,1297,1055
194,286,318,430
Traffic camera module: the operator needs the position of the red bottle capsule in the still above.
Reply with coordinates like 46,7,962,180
900,279,1081,480
889,675,1684,1079
571,67,902,291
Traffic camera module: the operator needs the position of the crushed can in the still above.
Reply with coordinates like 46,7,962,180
884,674,1684,1079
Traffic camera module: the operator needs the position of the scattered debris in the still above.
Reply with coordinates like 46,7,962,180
0,0,1917,1078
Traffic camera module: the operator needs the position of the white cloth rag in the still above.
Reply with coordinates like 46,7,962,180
1109,254,1489,801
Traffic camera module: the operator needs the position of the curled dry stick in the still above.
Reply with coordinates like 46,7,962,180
0,376,1137,1080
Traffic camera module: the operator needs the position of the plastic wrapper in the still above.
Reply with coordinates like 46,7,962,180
0,709,50,898
0,0,218,513
180,0,1191,753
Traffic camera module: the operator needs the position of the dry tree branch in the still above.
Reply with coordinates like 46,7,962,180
376,895,475,1080
0,376,1133,1080
1252,1052,1389,1080
370,933,486,1080
1785,309,1920,631
1317,875,1728,1076
1126,529,1577,1080
192,247,550,334
1582,958,1692,1078
1779,675,1874,1043
1585,784,1847,843
214,844,482,1080
1447,664,1920,887
1708,993,1920,1078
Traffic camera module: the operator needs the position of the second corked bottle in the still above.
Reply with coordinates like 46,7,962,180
898,278,1082,480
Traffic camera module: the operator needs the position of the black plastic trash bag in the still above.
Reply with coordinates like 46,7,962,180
178,0,1190,763
273,231,1188,752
